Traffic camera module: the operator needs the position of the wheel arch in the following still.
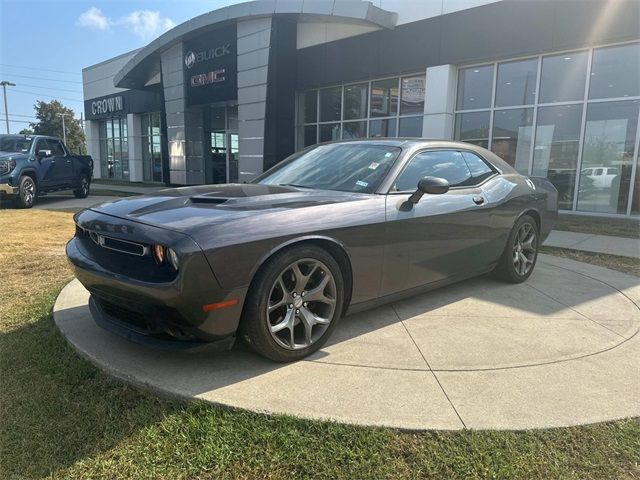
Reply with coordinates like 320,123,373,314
246,236,354,316
19,168,38,187
521,209,541,232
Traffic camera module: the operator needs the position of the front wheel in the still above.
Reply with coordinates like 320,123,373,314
74,174,90,199
492,214,539,283
14,175,36,208
240,245,344,362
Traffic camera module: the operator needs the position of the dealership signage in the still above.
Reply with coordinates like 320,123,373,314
184,25,237,106
91,95,124,116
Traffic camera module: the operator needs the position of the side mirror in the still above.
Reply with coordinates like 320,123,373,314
37,149,52,159
407,176,450,204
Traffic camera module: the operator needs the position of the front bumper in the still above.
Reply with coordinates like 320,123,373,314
89,296,235,352
66,210,247,348
0,183,18,195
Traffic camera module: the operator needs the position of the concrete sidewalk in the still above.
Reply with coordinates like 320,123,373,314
544,230,639,259
53,254,640,430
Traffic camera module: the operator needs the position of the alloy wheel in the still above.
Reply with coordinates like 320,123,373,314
81,178,88,195
22,178,35,205
266,258,337,350
512,222,537,276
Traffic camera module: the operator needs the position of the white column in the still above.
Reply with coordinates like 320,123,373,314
422,65,457,140
85,120,102,179
127,113,143,182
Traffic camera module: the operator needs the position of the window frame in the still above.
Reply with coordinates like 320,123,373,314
387,148,499,194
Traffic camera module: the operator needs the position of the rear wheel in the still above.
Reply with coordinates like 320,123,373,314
14,175,36,208
74,174,90,199
240,245,344,362
492,214,539,283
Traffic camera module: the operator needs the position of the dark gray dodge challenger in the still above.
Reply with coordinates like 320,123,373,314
67,139,558,361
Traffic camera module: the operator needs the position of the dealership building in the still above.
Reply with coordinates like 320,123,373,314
82,0,640,216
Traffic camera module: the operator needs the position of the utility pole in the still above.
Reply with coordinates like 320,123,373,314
0,81,16,134
56,112,70,145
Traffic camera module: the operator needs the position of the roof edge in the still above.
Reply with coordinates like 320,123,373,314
113,0,397,89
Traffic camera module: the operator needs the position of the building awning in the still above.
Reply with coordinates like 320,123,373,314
114,0,397,89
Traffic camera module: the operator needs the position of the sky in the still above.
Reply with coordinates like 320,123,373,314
0,0,247,134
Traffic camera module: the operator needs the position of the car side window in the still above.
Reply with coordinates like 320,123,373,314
395,150,472,191
460,151,495,184
48,140,66,156
35,139,49,155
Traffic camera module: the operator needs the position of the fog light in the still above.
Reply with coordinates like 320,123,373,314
167,248,179,271
152,245,165,264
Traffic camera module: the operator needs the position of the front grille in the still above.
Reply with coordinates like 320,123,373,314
0,161,9,176
98,299,149,331
77,225,148,257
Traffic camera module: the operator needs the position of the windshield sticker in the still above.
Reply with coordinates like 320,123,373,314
356,180,368,187
368,162,379,170
384,152,393,157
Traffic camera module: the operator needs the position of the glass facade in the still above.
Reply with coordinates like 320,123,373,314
141,113,163,183
99,117,129,180
297,74,425,149
455,41,640,216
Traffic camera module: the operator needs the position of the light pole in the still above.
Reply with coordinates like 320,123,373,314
56,112,70,145
0,81,16,134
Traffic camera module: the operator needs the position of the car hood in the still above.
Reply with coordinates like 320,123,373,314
89,183,369,234
0,151,29,161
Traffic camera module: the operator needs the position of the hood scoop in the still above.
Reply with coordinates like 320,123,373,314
189,196,229,205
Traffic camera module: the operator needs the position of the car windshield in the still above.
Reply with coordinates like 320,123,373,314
256,143,401,193
0,137,33,153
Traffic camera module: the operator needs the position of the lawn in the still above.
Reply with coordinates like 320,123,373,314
1,208,639,479
555,213,640,239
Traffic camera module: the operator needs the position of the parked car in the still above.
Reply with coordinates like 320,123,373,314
66,139,558,362
582,166,619,189
0,134,93,208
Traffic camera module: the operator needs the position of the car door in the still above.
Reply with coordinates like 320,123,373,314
35,138,58,189
47,139,73,186
381,149,499,294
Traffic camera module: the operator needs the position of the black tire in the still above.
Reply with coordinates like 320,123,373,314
492,214,539,283
240,245,345,362
14,175,36,209
74,174,90,199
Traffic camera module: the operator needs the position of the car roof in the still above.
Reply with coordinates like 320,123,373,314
0,134,58,140
321,138,517,174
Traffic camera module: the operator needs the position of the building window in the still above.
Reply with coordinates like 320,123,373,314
297,74,425,147
454,41,640,216
141,112,163,183
99,117,129,180
532,104,583,210
539,51,588,103
589,43,640,100
495,59,538,107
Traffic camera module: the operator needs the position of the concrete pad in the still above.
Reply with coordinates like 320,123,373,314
54,255,640,430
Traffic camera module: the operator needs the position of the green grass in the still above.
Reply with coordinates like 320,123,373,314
1,209,639,479
555,213,640,239
540,246,640,277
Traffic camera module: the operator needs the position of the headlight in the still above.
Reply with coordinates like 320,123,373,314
8,159,16,171
152,245,179,271
167,248,179,271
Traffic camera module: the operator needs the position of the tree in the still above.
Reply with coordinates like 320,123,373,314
18,128,33,135
30,100,85,153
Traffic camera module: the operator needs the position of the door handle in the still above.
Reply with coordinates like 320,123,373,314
473,196,485,205
66,159,72,164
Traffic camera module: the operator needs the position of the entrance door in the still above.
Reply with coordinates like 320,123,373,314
207,106,239,184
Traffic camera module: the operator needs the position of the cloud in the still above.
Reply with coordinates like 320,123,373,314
76,7,175,39
119,10,176,39
77,7,110,30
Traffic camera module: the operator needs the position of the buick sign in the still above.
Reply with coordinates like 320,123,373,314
91,95,124,116
184,44,231,69
185,51,196,69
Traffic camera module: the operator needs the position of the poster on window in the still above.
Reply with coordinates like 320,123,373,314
401,77,426,115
